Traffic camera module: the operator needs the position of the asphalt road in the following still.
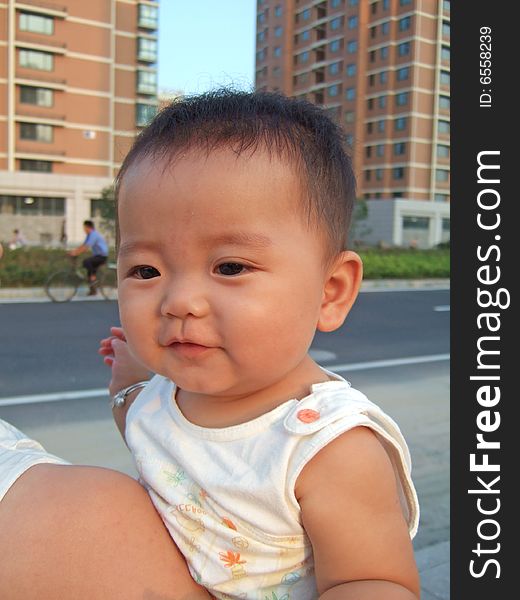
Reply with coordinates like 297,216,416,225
0,289,449,398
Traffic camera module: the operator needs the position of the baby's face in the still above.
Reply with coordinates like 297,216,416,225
117,147,330,399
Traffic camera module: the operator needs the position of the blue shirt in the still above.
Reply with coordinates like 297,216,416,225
84,230,108,257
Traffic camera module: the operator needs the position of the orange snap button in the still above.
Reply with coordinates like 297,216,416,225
297,409,320,423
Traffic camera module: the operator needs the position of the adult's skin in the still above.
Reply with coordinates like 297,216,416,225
0,463,211,600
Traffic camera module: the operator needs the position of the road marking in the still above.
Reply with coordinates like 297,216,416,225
0,388,108,407
0,353,450,407
309,348,338,361
326,353,450,373
434,305,450,312
360,286,449,293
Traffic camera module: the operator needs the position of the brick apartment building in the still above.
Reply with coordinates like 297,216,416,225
0,0,158,246
255,0,450,247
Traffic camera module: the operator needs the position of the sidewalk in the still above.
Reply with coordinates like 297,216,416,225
0,278,450,302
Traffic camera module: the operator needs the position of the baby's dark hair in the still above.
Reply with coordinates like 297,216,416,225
116,88,356,260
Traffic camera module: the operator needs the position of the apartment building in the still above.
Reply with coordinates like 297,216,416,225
0,0,159,245
255,0,450,247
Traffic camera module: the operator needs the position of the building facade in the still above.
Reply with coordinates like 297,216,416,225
255,0,450,247
0,0,158,245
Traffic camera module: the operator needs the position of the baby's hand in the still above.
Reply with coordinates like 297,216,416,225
98,326,151,397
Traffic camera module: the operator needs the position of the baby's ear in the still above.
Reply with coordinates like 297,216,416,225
317,251,363,332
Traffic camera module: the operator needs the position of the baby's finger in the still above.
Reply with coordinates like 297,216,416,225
103,356,114,366
110,326,126,341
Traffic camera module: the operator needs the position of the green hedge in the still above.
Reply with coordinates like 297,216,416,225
0,247,116,287
358,248,450,279
0,246,450,287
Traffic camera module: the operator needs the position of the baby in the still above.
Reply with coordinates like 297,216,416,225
99,89,420,600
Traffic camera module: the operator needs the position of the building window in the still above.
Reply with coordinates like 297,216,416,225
137,70,157,94
400,0,412,5
377,119,385,132
440,70,450,85
347,40,357,53
381,21,390,35
443,0,451,11
19,11,54,35
395,92,409,106
369,74,375,87
330,17,343,30
0,195,64,215
19,159,52,172
397,42,411,56
394,142,406,155
348,16,358,29
375,168,383,181
275,5,283,16
257,30,266,43
439,95,450,109
346,63,356,76
370,26,377,38
438,120,450,133
344,111,354,123
399,16,411,31
367,98,374,110
435,195,449,204
383,0,390,9
138,4,158,29
19,85,53,107
437,144,450,158
328,84,340,97
380,46,389,60
379,70,388,84
348,0,358,5
436,169,449,182
393,167,405,180
367,122,373,134
136,103,157,127
442,21,450,37
329,61,341,75
274,25,283,37
371,2,377,14
299,50,310,62
441,46,450,61
395,117,407,130
378,95,387,108
332,0,344,6
19,49,53,71
365,170,372,181
137,37,158,63
274,46,282,57
302,8,311,20
301,29,311,41
369,50,376,63
345,87,355,101
329,39,341,52
396,67,409,81
20,122,53,142
376,144,385,157
365,146,372,158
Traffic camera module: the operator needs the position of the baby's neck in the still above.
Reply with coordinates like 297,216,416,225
175,357,331,428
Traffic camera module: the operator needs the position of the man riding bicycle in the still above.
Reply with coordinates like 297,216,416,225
68,220,109,296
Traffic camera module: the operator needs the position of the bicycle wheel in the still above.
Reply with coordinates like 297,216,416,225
99,266,118,301
45,270,79,302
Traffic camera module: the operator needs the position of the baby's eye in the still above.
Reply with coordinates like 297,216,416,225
216,262,245,276
130,265,160,279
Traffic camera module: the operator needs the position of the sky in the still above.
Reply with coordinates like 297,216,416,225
158,1,257,96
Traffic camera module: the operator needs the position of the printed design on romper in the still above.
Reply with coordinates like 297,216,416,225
218,550,247,580
163,466,186,487
221,516,238,530
264,593,289,600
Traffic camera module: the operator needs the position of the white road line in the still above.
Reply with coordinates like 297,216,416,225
0,353,450,407
434,305,450,312
0,388,108,407
327,353,450,373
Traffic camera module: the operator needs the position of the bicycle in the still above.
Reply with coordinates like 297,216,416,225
44,256,118,302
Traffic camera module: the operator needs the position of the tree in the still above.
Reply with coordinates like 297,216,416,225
96,184,116,246
349,197,371,246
